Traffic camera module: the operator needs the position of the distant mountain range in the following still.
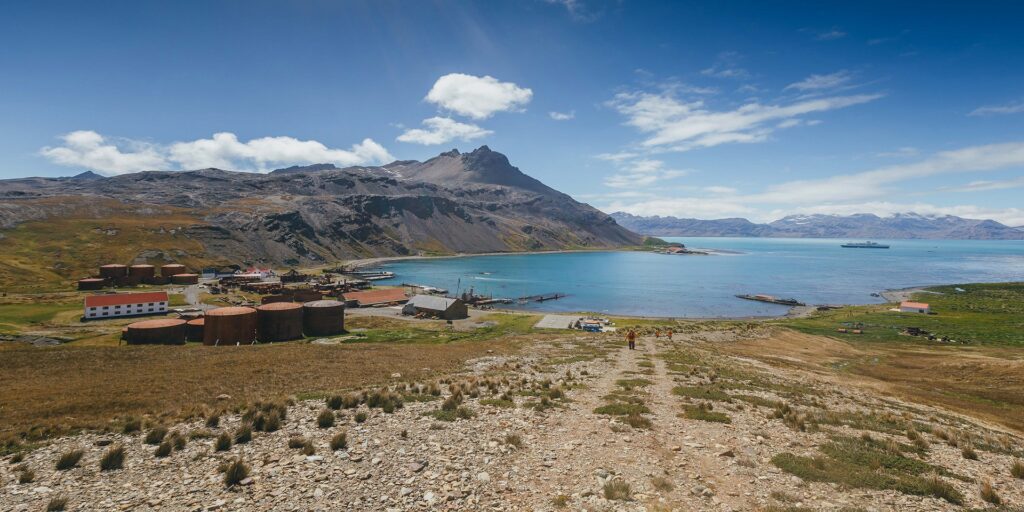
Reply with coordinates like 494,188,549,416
0,146,640,288
610,212,1024,240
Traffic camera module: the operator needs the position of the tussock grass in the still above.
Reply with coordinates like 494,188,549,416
17,467,35,484
154,441,172,458
504,434,523,449
431,406,475,422
625,412,652,429
1011,459,1024,479
234,425,252,444
205,414,220,428
144,426,168,445
122,417,142,434
603,479,632,501
317,409,335,428
55,448,84,470
980,479,1000,505
327,395,343,410
651,476,674,491
214,432,232,451
100,444,125,471
45,496,68,512
330,431,347,451
223,458,249,487
354,411,368,423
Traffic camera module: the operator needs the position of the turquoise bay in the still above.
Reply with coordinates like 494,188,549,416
374,238,1024,318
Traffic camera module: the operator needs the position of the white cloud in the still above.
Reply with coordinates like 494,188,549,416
876,146,919,158
751,141,1024,204
595,151,639,162
785,70,853,91
40,131,167,174
939,176,1024,193
608,90,881,151
41,130,393,175
425,73,533,120
969,100,1024,117
543,0,599,22
396,117,492,145
813,28,847,41
549,110,575,121
700,65,749,80
595,141,1024,226
602,157,689,188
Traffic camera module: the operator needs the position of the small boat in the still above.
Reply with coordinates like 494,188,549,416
735,294,806,306
841,241,890,249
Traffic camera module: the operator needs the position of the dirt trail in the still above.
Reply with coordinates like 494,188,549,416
509,336,757,510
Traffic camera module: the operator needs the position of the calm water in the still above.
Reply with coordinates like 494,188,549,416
373,238,1024,317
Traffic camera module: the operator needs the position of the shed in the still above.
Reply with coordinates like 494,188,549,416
342,288,408,307
401,295,469,320
899,301,931,314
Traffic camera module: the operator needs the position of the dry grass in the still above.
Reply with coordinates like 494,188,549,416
99,444,124,471
223,458,249,487
0,338,515,442
55,448,83,470
45,496,68,512
724,328,1024,432
603,479,632,501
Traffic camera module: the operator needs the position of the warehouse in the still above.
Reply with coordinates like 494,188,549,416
341,288,408,307
83,291,169,320
402,295,469,320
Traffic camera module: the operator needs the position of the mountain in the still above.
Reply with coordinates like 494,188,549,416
611,212,1024,240
0,146,640,289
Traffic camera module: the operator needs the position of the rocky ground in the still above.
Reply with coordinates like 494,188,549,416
2,328,1023,511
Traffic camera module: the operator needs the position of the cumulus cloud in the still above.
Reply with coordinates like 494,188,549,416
396,117,492,145
40,131,167,174
969,100,1024,117
40,130,393,175
549,110,575,121
608,90,881,151
425,73,533,120
785,70,853,92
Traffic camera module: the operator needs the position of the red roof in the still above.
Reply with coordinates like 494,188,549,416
342,288,408,306
85,291,168,308
900,301,930,309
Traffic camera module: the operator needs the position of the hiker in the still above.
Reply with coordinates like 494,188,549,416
667,329,673,341
655,329,661,338
626,329,637,350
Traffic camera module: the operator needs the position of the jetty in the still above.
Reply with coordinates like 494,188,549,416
735,294,806,307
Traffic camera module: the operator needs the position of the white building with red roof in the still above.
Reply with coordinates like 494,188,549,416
84,291,169,320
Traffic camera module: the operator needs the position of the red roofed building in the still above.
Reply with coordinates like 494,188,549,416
84,291,169,320
342,288,408,307
899,301,930,314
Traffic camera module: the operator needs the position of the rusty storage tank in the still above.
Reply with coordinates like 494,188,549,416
185,317,205,342
78,278,106,291
171,273,199,285
120,326,128,341
203,306,257,346
256,302,304,342
99,264,128,280
160,264,187,277
125,318,186,345
302,300,345,336
128,264,155,284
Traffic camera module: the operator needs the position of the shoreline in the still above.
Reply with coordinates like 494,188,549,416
344,248,625,270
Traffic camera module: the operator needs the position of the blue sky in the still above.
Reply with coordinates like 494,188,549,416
2,1,1023,224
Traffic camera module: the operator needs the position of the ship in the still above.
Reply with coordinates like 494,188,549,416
840,241,890,249
735,294,806,306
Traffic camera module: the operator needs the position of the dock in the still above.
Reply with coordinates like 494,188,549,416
735,294,806,307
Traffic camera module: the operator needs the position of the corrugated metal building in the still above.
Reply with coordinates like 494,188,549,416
341,288,408,307
401,295,469,320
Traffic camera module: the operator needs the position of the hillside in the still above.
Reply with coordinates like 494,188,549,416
611,212,1024,240
0,147,640,290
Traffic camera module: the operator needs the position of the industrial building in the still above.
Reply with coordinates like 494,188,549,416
341,288,408,307
402,295,469,320
83,291,169,319
900,301,931,314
